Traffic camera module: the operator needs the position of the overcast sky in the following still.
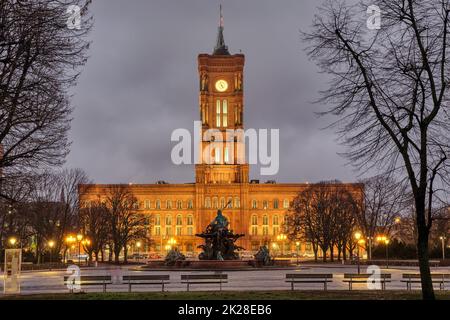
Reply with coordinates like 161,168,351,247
66,0,367,184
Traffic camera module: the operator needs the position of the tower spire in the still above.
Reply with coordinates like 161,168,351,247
213,4,230,55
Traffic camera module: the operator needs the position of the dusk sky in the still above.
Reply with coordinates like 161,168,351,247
66,0,366,184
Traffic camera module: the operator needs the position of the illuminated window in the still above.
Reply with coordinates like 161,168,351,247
273,226,279,235
273,199,279,209
263,215,269,226
188,199,193,209
187,227,193,236
215,147,221,164
144,200,150,209
155,215,161,226
227,197,233,208
176,215,182,225
251,215,258,225
166,200,172,209
165,215,172,225
220,197,225,209
262,226,269,236
251,226,258,236
213,197,218,209
283,199,289,209
176,226,182,236
166,226,172,236
263,200,268,210
234,197,240,208
216,100,221,127
252,200,257,209
222,100,228,127
177,200,182,209
155,226,161,236
205,197,211,209
224,147,230,164
156,199,161,209
187,215,193,226
273,215,279,226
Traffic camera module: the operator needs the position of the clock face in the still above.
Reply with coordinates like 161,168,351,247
215,80,229,92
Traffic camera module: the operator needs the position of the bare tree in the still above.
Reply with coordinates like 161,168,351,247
104,185,148,264
79,200,110,262
0,0,92,198
303,0,450,299
286,182,360,262
358,175,409,258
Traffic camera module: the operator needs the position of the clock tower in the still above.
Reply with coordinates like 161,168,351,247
195,6,249,185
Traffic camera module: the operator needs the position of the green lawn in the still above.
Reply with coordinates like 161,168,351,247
2,290,450,300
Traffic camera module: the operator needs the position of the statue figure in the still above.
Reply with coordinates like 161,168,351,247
254,246,273,266
196,209,245,260
200,72,209,92
164,248,186,266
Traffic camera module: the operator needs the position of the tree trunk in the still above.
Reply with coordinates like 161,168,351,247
124,245,128,264
416,211,435,299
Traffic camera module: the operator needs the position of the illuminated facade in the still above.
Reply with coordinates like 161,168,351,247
79,13,363,255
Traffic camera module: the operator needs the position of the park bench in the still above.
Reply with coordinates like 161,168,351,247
181,274,228,292
343,273,391,291
401,274,450,291
122,275,170,292
64,275,112,293
285,274,333,291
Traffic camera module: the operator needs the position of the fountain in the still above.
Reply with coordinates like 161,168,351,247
195,209,245,260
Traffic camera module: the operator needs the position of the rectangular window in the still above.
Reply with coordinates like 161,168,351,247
263,226,269,236
215,148,221,164
155,226,161,236
216,100,221,127
222,100,228,127
176,226,182,236
224,147,230,164
251,226,258,236
165,226,172,236
187,226,194,236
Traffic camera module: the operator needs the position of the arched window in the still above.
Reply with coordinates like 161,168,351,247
156,199,161,209
273,199,279,209
222,100,228,127
251,215,258,225
213,197,218,209
165,215,172,226
215,147,221,164
220,197,225,209
155,215,161,226
176,215,182,225
224,147,230,164
234,197,240,208
252,200,257,209
283,199,290,209
188,199,193,209
205,197,211,209
177,200,182,209
251,215,258,236
144,200,150,209
273,215,279,226
227,197,233,208
263,215,269,226
166,200,172,209
187,215,193,226
263,200,268,210
216,100,221,127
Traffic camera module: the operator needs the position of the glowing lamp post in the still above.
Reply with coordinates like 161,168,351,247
76,234,83,265
354,231,362,274
48,240,55,265
440,236,447,260
136,241,142,262
376,235,390,268
276,234,287,256
8,237,17,248
295,241,300,265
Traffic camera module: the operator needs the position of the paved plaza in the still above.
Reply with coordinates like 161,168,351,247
2,264,450,295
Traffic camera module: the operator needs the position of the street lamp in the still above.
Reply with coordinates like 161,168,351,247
48,240,55,266
76,234,83,265
439,236,447,260
136,241,142,262
376,235,390,268
8,237,17,247
354,231,362,274
295,241,300,265
276,234,287,256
